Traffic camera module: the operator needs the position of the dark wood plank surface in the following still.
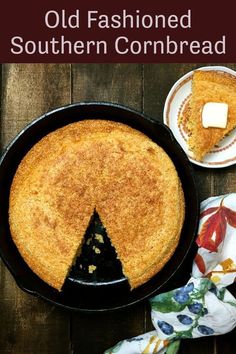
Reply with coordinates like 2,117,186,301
0,64,71,354
0,63,235,354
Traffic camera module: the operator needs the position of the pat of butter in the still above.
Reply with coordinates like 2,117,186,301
202,102,228,128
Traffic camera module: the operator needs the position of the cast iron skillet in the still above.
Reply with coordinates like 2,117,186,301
0,102,199,312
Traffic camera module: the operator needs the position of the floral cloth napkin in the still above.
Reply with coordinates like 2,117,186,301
104,194,236,354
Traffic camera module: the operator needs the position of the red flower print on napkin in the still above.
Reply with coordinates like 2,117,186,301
194,254,206,274
197,200,236,252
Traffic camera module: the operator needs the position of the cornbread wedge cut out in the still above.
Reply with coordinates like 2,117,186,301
186,70,236,161
70,211,124,283
9,120,185,291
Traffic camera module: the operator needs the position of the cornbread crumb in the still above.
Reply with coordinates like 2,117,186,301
93,246,101,254
95,233,104,243
86,238,92,245
88,265,97,274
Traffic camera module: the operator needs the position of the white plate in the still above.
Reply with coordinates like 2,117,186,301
163,66,236,168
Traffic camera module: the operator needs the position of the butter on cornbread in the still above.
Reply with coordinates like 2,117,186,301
181,70,236,161
202,102,228,129
9,120,185,291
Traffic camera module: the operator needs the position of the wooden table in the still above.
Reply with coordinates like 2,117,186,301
0,64,235,354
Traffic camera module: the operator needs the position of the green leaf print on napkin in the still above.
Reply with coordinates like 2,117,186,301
150,283,199,313
166,340,181,354
150,291,188,313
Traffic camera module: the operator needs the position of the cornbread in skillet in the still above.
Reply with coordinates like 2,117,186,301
186,70,236,161
9,120,185,290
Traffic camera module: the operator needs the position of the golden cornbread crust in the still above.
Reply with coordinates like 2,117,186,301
187,70,236,161
9,120,185,290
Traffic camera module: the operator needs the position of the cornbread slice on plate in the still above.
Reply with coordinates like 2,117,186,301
9,120,185,291
187,70,236,161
